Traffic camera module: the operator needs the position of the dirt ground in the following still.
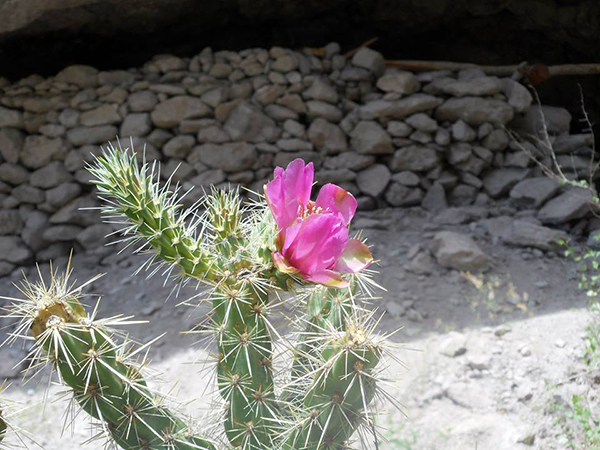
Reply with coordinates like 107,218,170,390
0,205,595,450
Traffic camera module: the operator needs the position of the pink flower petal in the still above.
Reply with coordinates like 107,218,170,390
265,159,314,231
314,184,357,226
286,214,348,275
303,270,349,288
334,239,373,273
272,252,299,274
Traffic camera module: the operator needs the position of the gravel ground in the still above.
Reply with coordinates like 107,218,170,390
0,206,595,450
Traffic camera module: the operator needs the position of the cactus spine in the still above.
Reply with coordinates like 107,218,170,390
3,142,395,450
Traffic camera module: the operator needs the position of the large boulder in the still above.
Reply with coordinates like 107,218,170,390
430,231,491,271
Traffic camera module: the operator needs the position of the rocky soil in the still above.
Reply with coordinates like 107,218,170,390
0,205,596,450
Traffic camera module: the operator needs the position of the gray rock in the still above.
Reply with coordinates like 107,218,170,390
197,125,230,143
360,94,443,120
277,138,313,152
0,210,23,235
22,211,50,252
482,129,509,151
405,113,438,132
0,163,29,185
36,242,71,261
478,122,494,139
154,55,185,72
30,162,72,189
392,171,420,186
0,128,24,163
451,120,476,142
409,130,432,144
12,184,44,204
0,347,26,378
376,71,420,95
76,224,112,250
0,236,32,264
430,231,491,271
272,54,298,73
98,70,134,85
224,101,281,142
306,100,343,122
151,96,211,128
434,206,488,225
384,183,424,206
303,77,339,103
21,135,66,169
512,105,571,136
46,182,82,208
435,97,514,126
163,135,196,158
504,150,530,168
434,128,451,146
391,146,440,172
67,126,118,146
553,133,594,154
120,113,152,137
509,177,560,208
264,104,298,121
504,220,567,251
448,143,472,165
189,169,227,188
537,188,593,224
160,159,195,183
356,164,391,197
323,152,374,171
587,230,600,250
128,90,158,112
0,106,24,128
43,224,83,241
422,183,448,212
482,168,530,198
55,65,99,87
501,79,532,112
50,196,100,226
189,143,257,172
387,121,413,137
80,104,121,126
315,169,356,184
58,108,80,127
283,120,306,138
427,76,502,97
352,47,385,76
350,121,393,155
39,123,66,138
254,84,285,105
439,332,467,357
307,118,348,154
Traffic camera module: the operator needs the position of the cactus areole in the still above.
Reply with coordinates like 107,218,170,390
1,142,395,450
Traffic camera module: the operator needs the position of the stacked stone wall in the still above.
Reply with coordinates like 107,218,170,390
0,44,594,274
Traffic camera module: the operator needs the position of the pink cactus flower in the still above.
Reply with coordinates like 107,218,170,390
265,158,373,288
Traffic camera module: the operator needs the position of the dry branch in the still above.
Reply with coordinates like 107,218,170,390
385,60,600,79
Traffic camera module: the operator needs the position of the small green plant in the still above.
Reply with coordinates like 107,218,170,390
565,394,600,449
553,238,600,449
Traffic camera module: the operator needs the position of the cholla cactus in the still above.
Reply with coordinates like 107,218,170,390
1,141,399,450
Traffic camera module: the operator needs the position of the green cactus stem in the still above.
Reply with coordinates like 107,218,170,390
7,267,216,450
78,143,391,450
88,143,217,282
0,415,6,444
